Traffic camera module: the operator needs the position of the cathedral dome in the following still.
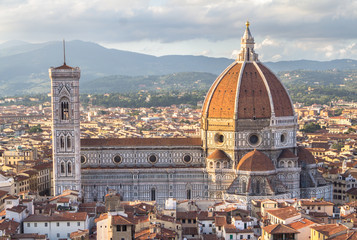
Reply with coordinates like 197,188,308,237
236,149,275,172
201,22,294,121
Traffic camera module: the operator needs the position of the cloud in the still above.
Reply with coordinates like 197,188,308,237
0,0,356,60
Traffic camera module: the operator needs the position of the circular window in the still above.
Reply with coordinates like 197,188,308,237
183,154,192,163
113,155,122,164
248,134,260,146
80,155,86,164
214,133,225,144
148,154,158,164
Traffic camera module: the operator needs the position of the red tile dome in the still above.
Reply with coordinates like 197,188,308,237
201,22,294,122
236,149,275,172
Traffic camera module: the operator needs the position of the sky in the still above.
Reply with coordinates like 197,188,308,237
0,0,356,61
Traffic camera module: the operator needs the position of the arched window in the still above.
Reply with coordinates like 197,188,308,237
151,188,156,201
242,180,246,193
224,162,228,169
279,161,284,168
288,161,293,168
216,162,220,169
187,189,191,200
60,98,70,120
60,136,65,150
67,162,72,175
67,136,71,149
256,180,260,194
60,162,65,174
209,162,213,169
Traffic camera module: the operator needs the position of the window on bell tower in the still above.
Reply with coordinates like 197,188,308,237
60,98,70,120
61,162,65,174
60,136,65,150
67,162,72,175
67,136,71,149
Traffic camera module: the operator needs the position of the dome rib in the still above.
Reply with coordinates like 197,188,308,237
258,63,294,117
233,61,246,119
203,62,242,119
236,63,272,119
254,61,275,117
202,61,238,119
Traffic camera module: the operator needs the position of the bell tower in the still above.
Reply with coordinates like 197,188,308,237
50,52,81,195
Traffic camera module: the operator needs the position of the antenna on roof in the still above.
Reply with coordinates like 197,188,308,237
63,39,66,65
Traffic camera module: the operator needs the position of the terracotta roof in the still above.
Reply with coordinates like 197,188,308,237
263,224,299,234
94,213,108,223
70,229,89,238
311,224,348,237
288,218,315,230
329,231,357,240
202,234,220,240
135,227,178,240
7,206,27,213
57,198,70,203
4,195,18,200
197,211,215,221
214,216,226,227
299,200,334,206
155,214,177,223
32,163,52,171
10,233,46,240
224,224,238,233
81,137,202,147
176,211,198,220
0,219,20,235
112,215,135,225
297,146,316,165
266,206,300,220
14,175,29,181
202,61,293,120
237,149,275,172
207,149,231,160
24,212,87,222
279,149,297,159
0,190,7,198
347,188,357,196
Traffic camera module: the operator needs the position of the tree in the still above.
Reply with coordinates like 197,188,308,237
331,142,344,151
301,123,321,133
28,124,43,133
346,128,356,134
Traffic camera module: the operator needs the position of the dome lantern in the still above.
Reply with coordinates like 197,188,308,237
237,21,258,62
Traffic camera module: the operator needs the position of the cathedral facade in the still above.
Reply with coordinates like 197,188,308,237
51,23,332,207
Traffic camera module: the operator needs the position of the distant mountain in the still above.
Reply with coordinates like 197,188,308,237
82,72,217,94
0,40,356,96
265,59,357,72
